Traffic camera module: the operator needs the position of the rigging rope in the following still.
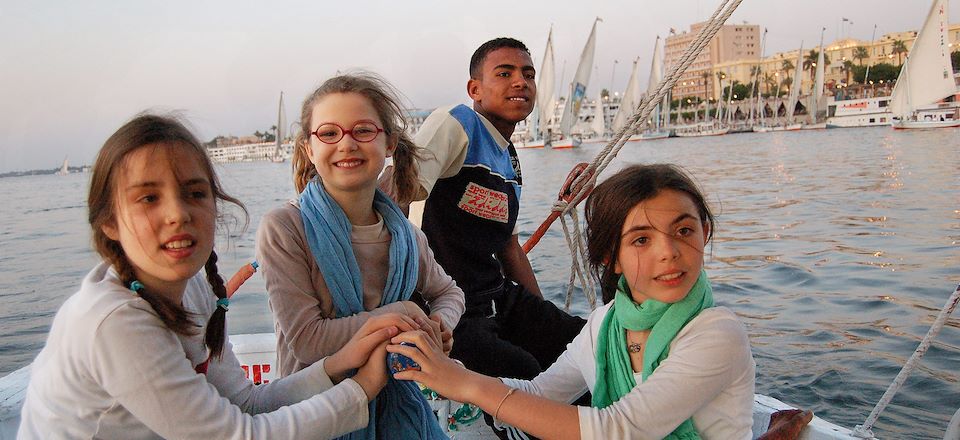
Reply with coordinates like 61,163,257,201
852,283,960,438
523,0,745,310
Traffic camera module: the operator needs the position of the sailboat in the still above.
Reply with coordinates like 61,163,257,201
54,157,69,176
639,37,671,140
270,92,288,163
803,29,828,130
582,92,607,143
890,0,960,129
518,28,556,149
612,57,643,141
555,18,600,149
775,43,804,131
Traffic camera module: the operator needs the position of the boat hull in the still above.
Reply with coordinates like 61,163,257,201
0,332,872,439
892,119,960,129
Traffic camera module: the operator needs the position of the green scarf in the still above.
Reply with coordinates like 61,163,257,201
592,269,714,440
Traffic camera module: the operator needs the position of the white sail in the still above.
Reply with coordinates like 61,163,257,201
890,0,956,117
590,94,606,138
786,43,804,121
537,28,556,140
611,57,642,133
809,45,825,123
56,157,69,176
275,92,286,161
560,18,600,136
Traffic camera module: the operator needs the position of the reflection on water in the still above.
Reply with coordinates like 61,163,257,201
0,127,958,438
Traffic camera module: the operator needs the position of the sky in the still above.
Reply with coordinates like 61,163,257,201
1,0,957,173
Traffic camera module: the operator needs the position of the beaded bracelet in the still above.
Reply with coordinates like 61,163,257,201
493,387,517,421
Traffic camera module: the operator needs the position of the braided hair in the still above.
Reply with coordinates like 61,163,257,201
88,113,247,358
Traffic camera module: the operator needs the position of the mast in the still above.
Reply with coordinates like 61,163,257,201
786,42,804,122
810,28,826,124
753,29,768,126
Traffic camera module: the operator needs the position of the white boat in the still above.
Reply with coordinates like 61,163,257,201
825,96,894,128
54,157,69,176
674,122,730,137
0,332,872,440
752,125,772,133
557,18,600,149
611,57,642,137
521,27,557,149
784,42,805,127
638,131,670,140
805,28,827,129
270,92,288,163
641,37,671,140
770,122,803,132
889,0,960,129
551,136,582,149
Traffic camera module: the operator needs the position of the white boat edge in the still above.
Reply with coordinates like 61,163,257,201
0,332,870,439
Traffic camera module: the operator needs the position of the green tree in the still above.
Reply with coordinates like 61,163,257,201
600,88,610,99
841,60,855,85
852,63,899,83
804,49,831,82
722,82,750,101
951,51,960,72
763,72,777,95
853,46,869,66
781,59,794,92
891,40,907,65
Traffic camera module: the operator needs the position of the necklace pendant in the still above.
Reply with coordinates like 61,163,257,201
628,343,642,353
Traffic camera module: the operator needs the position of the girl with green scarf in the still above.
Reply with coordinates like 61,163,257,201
389,165,810,439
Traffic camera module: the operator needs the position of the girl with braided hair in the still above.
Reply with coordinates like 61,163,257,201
19,113,416,439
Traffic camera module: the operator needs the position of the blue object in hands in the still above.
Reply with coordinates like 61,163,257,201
388,342,421,373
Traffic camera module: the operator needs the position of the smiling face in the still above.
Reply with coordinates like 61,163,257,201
615,189,709,304
101,144,216,300
304,92,395,203
468,47,536,137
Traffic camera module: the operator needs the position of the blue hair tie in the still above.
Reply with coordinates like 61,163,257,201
251,261,259,270
129,280,144,293
216,297,229,312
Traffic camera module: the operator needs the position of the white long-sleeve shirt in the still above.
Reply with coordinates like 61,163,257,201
19,262,369,439
502,302,756,440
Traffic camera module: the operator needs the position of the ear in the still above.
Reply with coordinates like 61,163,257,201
385,134,399,158
702,221,711,243
467,78,482,103
101,221,119,242
612,256,622,275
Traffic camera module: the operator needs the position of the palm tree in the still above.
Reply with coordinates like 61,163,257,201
853,46,869,66
841,60,855,85
891,40,907,65
803,49,831,82
763,72,777,96
781,59,794,95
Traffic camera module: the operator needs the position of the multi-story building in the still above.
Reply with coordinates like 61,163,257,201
664,21,761,101
712,23,960,102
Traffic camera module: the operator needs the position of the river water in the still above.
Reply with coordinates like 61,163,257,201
1,127,958,438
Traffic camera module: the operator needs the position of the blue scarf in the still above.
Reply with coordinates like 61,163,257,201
299,179,446,440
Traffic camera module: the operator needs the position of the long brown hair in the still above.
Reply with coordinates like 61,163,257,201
585,164,715,303
292,71,424,203
88,113,246,358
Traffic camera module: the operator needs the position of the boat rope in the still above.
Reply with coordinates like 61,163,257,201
524,0,744,311
852,283,960,438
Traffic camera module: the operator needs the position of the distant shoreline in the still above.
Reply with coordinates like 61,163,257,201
0,166,88,179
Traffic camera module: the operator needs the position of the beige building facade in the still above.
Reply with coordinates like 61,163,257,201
711,23,960,101
664,21,761,102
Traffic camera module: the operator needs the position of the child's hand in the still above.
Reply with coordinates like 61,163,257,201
399,301,445,350
325,313,418,383
387,329,476,403
429,314,453,355
352,341,390,401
